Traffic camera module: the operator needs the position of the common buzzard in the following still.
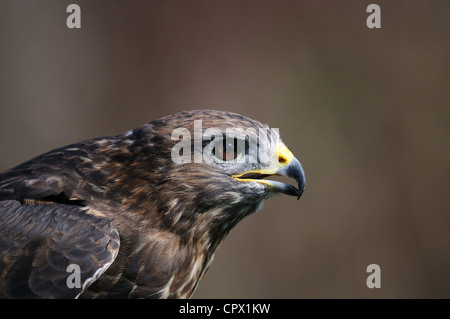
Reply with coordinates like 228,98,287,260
0,110,305,298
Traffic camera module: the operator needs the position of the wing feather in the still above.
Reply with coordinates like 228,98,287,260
0,200,120,299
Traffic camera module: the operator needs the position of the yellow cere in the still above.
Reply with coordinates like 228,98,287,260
275,143,293,167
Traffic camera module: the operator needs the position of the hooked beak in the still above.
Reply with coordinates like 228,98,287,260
275,155,305,199
232,143,306,200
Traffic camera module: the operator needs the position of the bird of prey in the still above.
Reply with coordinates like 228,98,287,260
0,110,305,298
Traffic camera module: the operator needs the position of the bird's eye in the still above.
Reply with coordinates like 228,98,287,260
212,137,243,162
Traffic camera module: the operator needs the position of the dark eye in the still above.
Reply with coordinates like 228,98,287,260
213,138,236,161
212,137,243,162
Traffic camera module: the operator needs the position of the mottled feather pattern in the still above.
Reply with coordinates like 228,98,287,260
0,110,303,298
0,201,119,298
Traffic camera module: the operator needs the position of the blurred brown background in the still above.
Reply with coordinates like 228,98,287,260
0,1,448,298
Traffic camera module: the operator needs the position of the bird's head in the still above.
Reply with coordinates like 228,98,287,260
105,110,305,242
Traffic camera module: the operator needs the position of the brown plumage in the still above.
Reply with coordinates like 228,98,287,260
0,110,305,298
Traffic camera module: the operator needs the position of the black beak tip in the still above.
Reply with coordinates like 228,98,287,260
292,159,305,201
297,185,305,200
284,157,306,201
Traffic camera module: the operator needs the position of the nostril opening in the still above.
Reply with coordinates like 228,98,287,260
278,156,287,164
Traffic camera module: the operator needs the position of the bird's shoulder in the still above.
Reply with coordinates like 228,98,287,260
0,133,137,204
